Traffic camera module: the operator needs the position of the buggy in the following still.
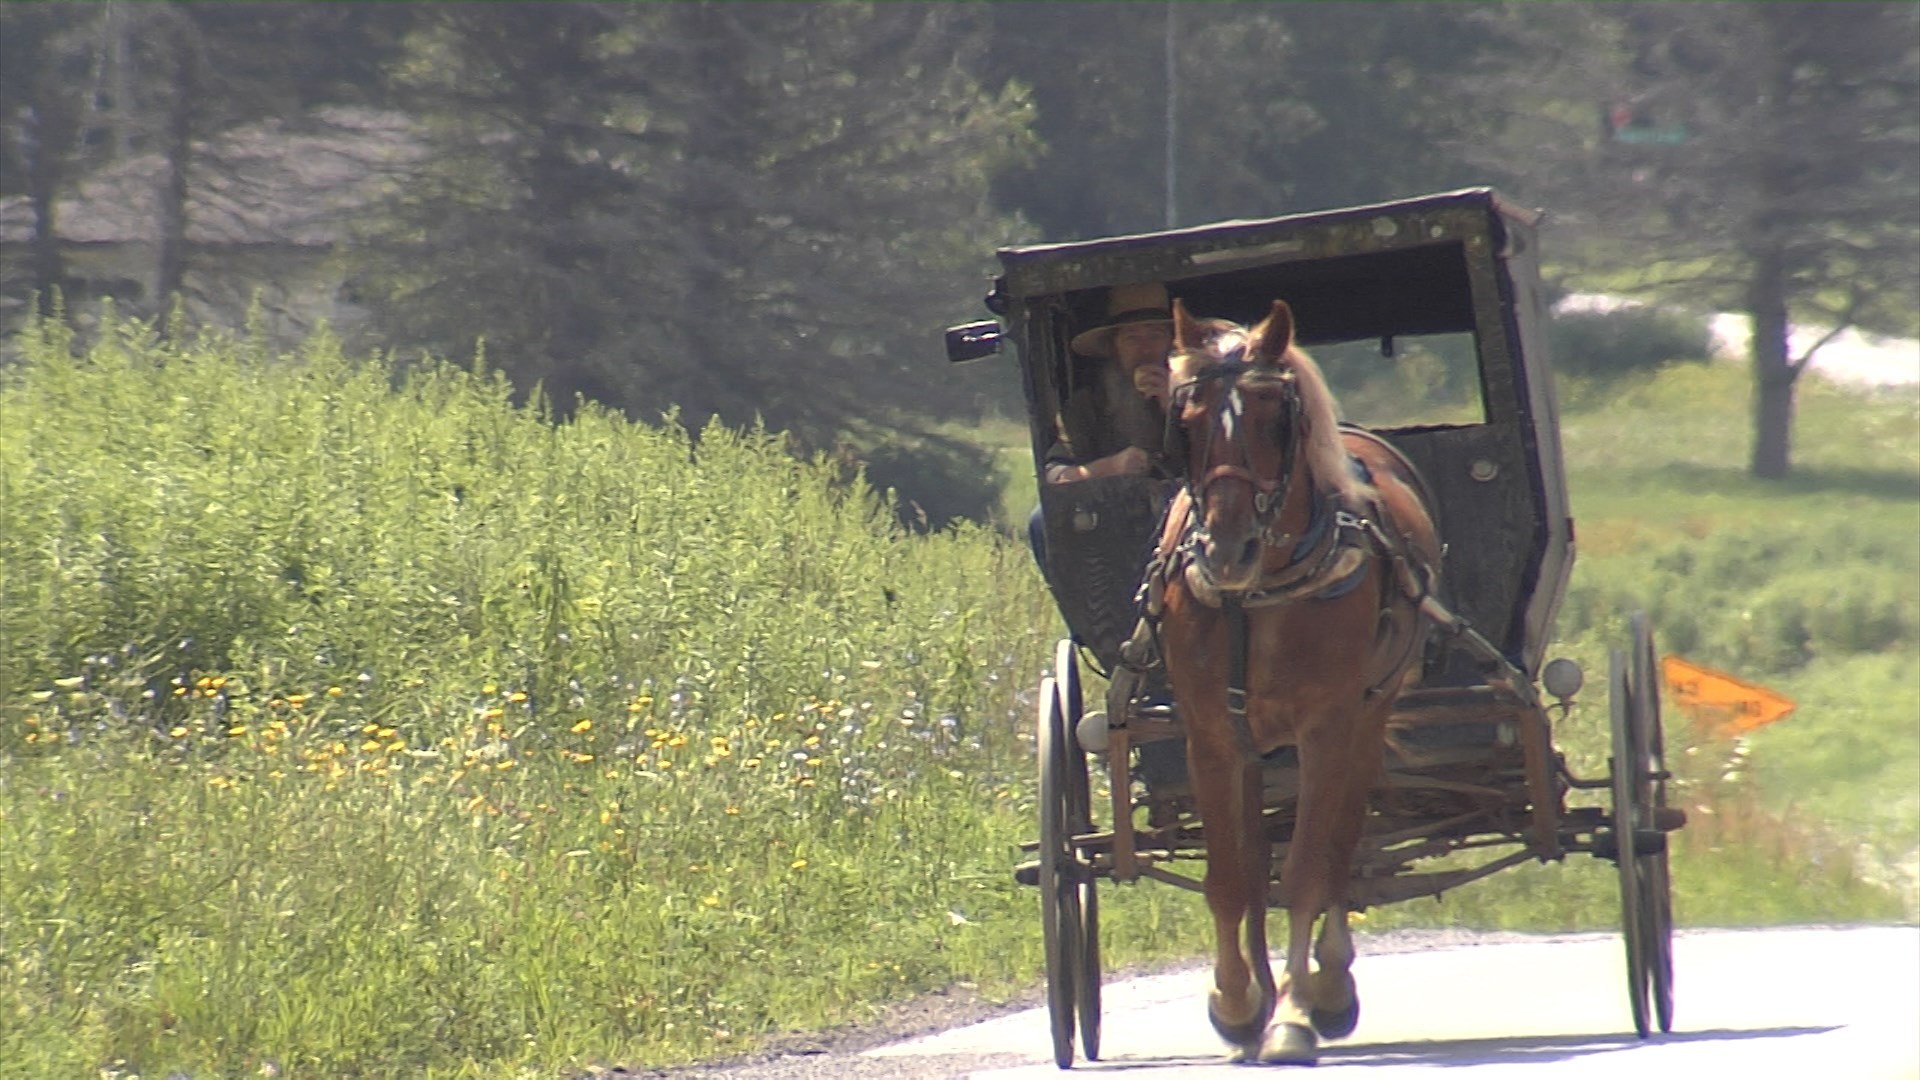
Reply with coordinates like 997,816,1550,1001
946,188,1684,1066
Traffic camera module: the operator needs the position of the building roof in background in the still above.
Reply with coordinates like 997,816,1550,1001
0,106,423,247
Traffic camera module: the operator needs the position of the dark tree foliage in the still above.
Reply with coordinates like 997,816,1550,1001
0,5,89,311
351,2,1034,438
980,2,1516,239
10,1,1909,494
0,2,413,320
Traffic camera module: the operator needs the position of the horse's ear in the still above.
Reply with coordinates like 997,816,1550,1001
1172,298,1203,351
1248,300,1296,366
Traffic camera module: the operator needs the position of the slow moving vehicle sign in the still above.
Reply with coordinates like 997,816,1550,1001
1661,655,1796,738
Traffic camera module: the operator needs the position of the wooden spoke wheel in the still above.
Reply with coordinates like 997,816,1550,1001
1630,614,1676,1034
1053,640,1102,1061
1609,612,1676,1038
1037,672,1093,1068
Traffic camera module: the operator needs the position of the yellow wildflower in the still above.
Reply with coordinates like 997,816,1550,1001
571,719,593,734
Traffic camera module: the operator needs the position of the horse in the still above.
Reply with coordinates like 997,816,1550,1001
1149,298,1442,1063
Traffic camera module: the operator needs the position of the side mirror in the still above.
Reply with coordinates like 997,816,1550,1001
945,320,1003,363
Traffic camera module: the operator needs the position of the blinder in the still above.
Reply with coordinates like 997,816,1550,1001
1174,346,1305,544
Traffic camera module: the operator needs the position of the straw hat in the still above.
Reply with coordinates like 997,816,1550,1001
1070,282,1174,358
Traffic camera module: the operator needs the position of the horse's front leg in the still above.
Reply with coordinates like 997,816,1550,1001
1308,706,1392,1042
1266,712,1380,1062
1262,727,1342,1065
1310,904,1361,1039
1191,736,1273,1056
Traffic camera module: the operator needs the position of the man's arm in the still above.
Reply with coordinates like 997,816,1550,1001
1044,446,1151,485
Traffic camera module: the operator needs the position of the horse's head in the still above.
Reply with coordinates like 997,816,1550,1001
1171,298,1314,591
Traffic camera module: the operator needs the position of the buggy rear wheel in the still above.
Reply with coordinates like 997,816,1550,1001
1609,612,1676,1038
1630,614,1676,1034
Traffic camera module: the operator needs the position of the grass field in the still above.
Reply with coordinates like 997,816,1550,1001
2,320,1913,1077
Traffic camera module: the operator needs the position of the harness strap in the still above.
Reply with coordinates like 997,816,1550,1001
1224,599,1260,761
1183,496,1367,610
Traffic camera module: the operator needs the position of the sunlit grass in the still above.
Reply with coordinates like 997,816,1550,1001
2,322,1913,1076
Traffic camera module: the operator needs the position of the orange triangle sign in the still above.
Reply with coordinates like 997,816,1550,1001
1661,655,1796,738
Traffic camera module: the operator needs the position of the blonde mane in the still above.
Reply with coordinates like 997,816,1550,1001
1279,343,1373,506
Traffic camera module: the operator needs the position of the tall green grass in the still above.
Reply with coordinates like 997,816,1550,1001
2,325,1913,1077
1556,362,1919,895
1,318,1072,1076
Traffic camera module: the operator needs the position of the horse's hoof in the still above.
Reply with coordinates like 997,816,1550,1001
1207,989,1273,1052
1310,998,1360,1040
1261,1022,1320,1065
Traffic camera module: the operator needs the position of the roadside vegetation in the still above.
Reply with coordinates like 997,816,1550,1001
3,321,1913,1077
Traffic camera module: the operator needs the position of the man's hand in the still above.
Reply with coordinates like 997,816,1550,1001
1107,446,1152,478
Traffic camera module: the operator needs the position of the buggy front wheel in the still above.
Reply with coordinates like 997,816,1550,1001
1037,675,1087,1067
1053,639,1102,1061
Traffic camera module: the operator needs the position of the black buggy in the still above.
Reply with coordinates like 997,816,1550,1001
946,189,1685,1067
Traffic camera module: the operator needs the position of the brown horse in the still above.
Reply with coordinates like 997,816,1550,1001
1152,299,1442,1063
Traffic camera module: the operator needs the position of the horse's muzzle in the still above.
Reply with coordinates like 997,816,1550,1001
1197,527,1264,592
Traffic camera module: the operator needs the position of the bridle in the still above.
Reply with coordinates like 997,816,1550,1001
1171,343,1306,552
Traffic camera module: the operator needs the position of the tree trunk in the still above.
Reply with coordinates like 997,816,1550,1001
154,30,197,337
1746,248,1796,480
24,105,67,318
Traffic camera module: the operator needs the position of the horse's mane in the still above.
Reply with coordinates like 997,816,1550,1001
1278,344,1373,507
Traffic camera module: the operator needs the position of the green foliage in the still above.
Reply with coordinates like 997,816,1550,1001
1557,362,1919,675
350,4,1035,440
0,317,1069,1074
3,323,1914,1077
1547,305,1711,380
1549,359,1918,918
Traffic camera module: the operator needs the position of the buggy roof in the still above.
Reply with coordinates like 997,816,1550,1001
995,188,1543,346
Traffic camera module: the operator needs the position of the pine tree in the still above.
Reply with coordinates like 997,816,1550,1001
352,3,1035,436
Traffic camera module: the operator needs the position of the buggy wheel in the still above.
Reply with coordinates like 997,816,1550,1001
1607,650,1649,1038
1037,675,1082,1068
1610,613,1676,1038
1630,614,1676,1034
1053,640,1102,1060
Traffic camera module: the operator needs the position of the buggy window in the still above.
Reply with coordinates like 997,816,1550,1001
1306,332,1485,428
